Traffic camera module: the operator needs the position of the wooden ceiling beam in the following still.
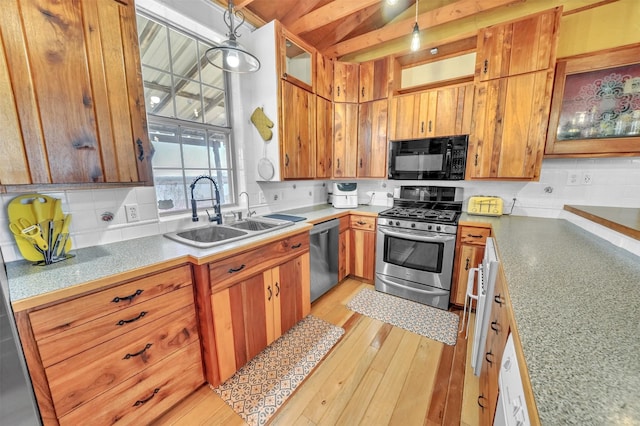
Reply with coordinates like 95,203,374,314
232,0,258,10
287,0,382,35
281,0,328,27
324,0,524,58
312,4,381,50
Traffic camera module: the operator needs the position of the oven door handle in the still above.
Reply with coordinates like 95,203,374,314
376,273,450,296
379,227,455,243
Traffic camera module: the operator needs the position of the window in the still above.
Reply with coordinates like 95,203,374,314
136,12,234,214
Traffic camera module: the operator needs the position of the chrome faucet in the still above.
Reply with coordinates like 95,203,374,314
190,175,222,224
238,191,256,217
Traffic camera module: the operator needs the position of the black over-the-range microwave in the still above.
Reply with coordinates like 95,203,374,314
387,135,468,180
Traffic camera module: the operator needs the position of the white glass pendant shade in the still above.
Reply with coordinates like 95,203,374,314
206,39,260,73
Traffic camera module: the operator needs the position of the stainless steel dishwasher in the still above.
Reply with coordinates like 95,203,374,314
309,218,339,302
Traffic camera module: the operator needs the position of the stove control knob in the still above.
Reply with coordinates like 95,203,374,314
436,225,442,231
427,225,433,230
411,223,416,228
395,221,400,226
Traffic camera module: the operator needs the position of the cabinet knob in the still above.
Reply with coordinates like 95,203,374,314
477,394,487,409
483,59,488,74
361,87,365,98
267,285,272,301
359,158,363,168
285,153,290,166
494,293,504,306
465,258,470,270
337,86,341,97
275,282,280,296
428,120,432,133
485,350,494,365
421,121,425,133
490,320,501,334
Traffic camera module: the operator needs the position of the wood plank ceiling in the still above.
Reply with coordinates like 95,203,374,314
212,0,619,63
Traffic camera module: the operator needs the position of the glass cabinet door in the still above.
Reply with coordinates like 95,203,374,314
283,37,312,87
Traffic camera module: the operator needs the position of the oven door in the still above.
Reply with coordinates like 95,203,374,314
375,225,456,290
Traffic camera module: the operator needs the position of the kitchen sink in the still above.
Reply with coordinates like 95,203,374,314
164,217,295,248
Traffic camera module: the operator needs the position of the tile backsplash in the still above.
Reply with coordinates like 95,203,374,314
1,157,639,262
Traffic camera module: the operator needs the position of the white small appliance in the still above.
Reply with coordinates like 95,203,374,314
332,183,358,208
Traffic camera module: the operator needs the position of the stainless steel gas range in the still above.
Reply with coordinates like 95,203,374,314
375,186,463,310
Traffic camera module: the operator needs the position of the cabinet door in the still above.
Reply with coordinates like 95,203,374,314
357,100,388,178
338,230,350,282
210,283,247,383
334,61,359,103
316,52,333,100
333,103,358,178
278,255,307,334
388,94,417,141
280,30,314,91
281,81,316,179
468,70,553,180
316,96,333,179
450,244,485,307
417,90,438,138
0,0,151,186
476,8,560,81
359,57,389,103
350,228,376,282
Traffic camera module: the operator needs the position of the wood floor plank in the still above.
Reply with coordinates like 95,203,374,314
388,338,443,426
425,339,456,426
442,311,469,425
334,368,384,425
358,331,422,425
461,314,481,426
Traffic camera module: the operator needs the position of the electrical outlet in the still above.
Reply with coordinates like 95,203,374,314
125,204,139,222
258,191,266,204
566,172,580,186
582,172,593,185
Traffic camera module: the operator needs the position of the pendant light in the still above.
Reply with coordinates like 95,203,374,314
410,0,420,52
205,0,260,73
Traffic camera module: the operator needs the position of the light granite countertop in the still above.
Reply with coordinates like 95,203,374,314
6,204,639,424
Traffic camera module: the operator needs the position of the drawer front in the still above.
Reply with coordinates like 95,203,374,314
46,305,199,417
209,232,309,291
30,265,192,340
58,340,203,426
37,285,195,368
350,215,375,231
459,226,491,245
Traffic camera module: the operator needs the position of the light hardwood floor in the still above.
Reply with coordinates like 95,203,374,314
155,278,480,425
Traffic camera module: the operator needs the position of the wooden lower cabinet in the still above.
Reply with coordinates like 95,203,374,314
196,231,311,387
450,224,492,307
349,215,376,282
16,265,202,425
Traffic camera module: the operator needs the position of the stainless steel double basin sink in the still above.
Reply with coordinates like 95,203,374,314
164,216,295,248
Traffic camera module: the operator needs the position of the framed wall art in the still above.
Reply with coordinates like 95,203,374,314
545,43,640,157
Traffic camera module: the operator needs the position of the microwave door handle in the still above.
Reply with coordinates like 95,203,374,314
380,228,455,243
376,273,449,296
445,149,452,178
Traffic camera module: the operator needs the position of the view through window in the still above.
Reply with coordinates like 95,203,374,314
136,12,234,214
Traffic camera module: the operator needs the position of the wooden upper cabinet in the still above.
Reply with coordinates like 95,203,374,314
357,100,388,178
333,103,358,178
0,0,152,188
281,81,316,179
388,83,473,141
476,7,561,81
316,52,333,100
316,96,333,179
333,61,359,103
359,57,390,103
468,70,554,180
279,28,315,92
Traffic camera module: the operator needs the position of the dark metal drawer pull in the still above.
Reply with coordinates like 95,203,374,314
291,243,302,249
478,394,486,409
485,350,494,365
465,258,470,270
275,282,280,296
494,294,504,306
133,388,159,407
491,320,500,334
116,311,147,326
267,285,272,301
357,220,367,225
136,138,144,161
228,264,246,273
123,343,152,360
467,234,483,238
112,289,143,303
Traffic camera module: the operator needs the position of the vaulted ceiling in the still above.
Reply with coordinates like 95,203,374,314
211,0,618,64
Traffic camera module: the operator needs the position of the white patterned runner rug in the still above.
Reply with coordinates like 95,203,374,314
347,288,459,346
212,315,344,426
